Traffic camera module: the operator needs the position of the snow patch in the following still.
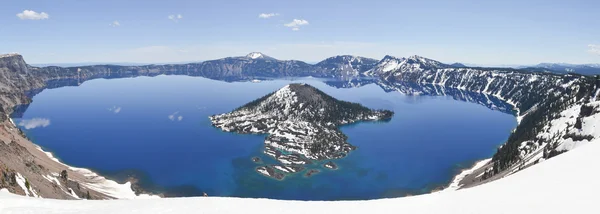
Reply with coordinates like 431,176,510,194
68,188,80,199
15,173,30,197
246,52,265,59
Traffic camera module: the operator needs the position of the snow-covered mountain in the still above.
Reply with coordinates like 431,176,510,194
364,55,449,76
315,55,378,78
245,52,276,60
210,83,393,179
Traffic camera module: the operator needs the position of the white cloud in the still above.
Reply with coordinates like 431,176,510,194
589,44,600,55
177,116,183,121
284,19,309,31
18,118,51,129
168,14,183,22
108,106,121,113
110,21,121,27
258,13,279,19
16,10,49,20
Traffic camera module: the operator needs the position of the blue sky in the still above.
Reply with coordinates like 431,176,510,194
1,0,598,65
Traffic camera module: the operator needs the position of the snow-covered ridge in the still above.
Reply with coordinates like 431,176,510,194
365,55,448,76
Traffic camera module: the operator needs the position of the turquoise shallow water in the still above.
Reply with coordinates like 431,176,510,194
14,75,516,200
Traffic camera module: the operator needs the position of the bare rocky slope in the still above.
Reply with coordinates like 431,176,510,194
0,52,598,199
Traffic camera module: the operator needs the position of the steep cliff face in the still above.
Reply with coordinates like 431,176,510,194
0,54,46,121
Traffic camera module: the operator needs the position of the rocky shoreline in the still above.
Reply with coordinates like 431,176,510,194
0,117,155,199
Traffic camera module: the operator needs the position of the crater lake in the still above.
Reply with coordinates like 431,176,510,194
12,75,517,200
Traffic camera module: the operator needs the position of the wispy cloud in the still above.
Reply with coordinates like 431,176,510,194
589,44,600,55
16,10,49,20
108,106,121,113
258,13,279,19
18,118,51,129
110,21,121,27
284,19,309,31
168,112,183,121
168,14,183,22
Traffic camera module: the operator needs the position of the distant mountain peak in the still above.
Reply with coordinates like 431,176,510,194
407,55,425,60
245,52,272,60
382,55,400,60
365,55,448,76
450,63,467,68
315,55,379,77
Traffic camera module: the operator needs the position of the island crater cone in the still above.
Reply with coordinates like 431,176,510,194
209,83,393,179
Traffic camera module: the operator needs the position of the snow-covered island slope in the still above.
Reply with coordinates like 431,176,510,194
2,137,599,214
210,83,393,179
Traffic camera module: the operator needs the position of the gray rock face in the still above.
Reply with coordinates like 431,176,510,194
0,54,46,120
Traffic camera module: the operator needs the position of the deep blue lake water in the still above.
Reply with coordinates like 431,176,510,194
14,75,516,200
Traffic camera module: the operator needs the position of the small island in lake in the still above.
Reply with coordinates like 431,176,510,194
323,161,338,170
210,83,393,179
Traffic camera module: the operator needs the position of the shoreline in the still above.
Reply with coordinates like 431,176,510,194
438,158,491,192
3,115,157,200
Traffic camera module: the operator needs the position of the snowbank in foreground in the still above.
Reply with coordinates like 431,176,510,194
1,140,598,214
